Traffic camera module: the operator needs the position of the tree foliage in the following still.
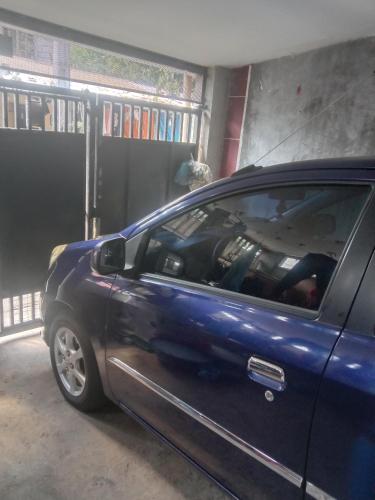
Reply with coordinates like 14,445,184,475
70,46,186,97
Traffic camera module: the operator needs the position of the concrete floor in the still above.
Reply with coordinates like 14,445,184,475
0,335,229,500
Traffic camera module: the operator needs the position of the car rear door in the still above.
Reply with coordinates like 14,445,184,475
106,174,375,499
306,245,375,499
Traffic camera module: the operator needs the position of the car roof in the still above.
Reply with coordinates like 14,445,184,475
189,156,375,200
231,157,375,180
124,157,375,238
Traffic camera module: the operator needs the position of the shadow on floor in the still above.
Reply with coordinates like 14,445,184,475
0,335,229,500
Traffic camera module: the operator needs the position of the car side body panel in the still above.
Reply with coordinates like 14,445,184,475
106,273,340,499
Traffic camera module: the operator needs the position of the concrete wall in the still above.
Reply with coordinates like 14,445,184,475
239,38,375,168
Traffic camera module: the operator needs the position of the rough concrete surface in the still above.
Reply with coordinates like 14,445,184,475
0,336,229,500
239,37,375,168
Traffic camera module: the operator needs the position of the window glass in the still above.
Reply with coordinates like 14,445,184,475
141,184,370,310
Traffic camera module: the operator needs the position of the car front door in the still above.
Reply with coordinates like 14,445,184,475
106,178,374,499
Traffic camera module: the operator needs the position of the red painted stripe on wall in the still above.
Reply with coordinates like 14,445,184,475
220,65,250,177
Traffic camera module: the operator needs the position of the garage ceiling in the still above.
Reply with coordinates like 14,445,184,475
0,0,375,67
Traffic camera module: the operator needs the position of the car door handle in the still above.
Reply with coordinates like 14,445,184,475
247,356,286,391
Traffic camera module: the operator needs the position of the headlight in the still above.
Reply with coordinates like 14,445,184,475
49,244,68,269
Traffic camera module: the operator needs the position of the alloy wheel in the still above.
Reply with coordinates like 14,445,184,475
54,327,86,397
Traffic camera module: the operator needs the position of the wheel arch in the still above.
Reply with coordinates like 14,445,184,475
44,300,78,346
44,298,114,401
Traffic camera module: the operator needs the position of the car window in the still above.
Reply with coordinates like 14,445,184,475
140,184,370,310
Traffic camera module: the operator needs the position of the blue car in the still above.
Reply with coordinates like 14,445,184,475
42,158,375,500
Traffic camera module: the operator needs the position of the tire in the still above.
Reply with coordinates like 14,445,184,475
49,313,107,412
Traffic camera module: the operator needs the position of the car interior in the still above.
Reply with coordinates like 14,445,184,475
142,184,369,310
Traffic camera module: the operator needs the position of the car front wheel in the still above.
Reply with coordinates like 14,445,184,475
49,314,107,412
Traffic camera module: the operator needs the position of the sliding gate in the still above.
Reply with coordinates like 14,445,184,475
0,81,200,335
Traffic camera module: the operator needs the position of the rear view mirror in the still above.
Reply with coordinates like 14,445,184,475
92,237,125,275
269,187,305,201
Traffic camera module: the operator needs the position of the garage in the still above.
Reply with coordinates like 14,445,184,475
1,2,375,499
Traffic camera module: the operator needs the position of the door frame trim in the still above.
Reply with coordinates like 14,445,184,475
108,356,303,488
306,481,336,500
134,179,375,327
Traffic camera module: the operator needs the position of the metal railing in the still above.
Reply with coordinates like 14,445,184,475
0,291,42,336
101,97,200,144
0,80,87,134
0,81,201,145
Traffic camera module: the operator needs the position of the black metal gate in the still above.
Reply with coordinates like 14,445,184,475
96,95,199,234
0,81,88,334
0,82,201,335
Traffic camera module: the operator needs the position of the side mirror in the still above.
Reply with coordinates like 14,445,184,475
91,230,147,276
91,237,125,275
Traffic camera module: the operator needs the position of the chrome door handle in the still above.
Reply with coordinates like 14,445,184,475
247,356,286,391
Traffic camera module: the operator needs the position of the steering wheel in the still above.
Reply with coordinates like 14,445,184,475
210,236,235,269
